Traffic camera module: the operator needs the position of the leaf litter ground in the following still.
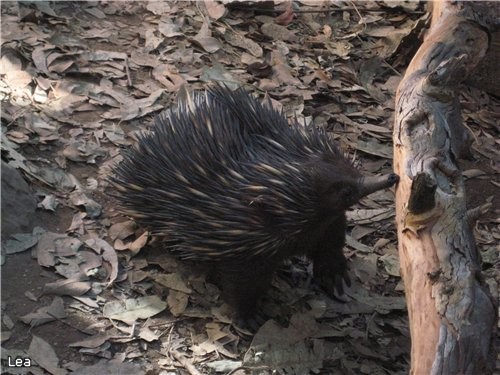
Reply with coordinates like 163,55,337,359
1,2,498,375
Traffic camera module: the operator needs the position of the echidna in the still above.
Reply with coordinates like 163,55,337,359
111,85,399,321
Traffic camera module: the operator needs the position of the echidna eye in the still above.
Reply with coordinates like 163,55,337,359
342,187,353,197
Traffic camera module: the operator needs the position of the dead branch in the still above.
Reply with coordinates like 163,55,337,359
392,1,498,374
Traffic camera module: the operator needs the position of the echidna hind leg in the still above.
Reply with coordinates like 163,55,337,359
216,258,278,322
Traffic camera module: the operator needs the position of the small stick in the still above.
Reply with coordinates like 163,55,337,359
125,56,132,87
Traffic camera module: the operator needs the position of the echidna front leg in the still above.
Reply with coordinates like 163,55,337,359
310,217,351,296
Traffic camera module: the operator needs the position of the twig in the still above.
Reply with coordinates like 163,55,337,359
170,350,203,375
125,56,132,87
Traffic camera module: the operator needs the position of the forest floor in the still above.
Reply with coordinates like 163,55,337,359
1,2,498,375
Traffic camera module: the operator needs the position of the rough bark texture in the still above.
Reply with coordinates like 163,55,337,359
392,1,498,374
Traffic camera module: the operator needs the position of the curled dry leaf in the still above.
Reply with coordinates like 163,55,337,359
38,194,58,211
85,238,118,286
67,212,86,234
152,64,187,92
69,191,102,218
275,2,295,26
127,231,149,256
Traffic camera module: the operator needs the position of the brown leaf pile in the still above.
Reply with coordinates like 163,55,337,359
1,1,498,374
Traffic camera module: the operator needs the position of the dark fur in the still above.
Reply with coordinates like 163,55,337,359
111,85,397,319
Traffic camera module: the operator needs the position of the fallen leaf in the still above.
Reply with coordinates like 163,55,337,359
206,360,242,372
191,20,221,53
85,238,118,286
43,278,91,297
224,30,263,58
204,0,226,20
28,335,67,375
71,360,145,375
70,335,109,349
36,231,82,267
138,326,161,342
155,273,192,294
108,221,136,241
261,23,297,42
167,290,189,317
69,191,102,218
4,227,45,255
19,297,66,327
380,254,400,277
103,295,167,322
38,194,58,211
158,15,183,38
275,2,295,26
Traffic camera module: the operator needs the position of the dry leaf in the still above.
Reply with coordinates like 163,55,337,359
167,290,189,317
70,335,109,349
28,335,67,375
43,279,91,297
4,227,44,255
19,297,66,327
275,3,295,26
204,0,226,20
155,273,192,294
85,238,118,285
224,30,263,58
71,360,145,375
108,221,136,241
103,295,167,322
261,23,297,42
191,20,221,53
36,231,82,267
380,254,401,277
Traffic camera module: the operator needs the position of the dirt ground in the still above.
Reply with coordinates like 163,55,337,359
1,2,498,375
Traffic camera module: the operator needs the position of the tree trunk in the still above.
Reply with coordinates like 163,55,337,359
392,1,498,374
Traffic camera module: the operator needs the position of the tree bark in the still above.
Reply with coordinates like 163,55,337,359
392,1,498,374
